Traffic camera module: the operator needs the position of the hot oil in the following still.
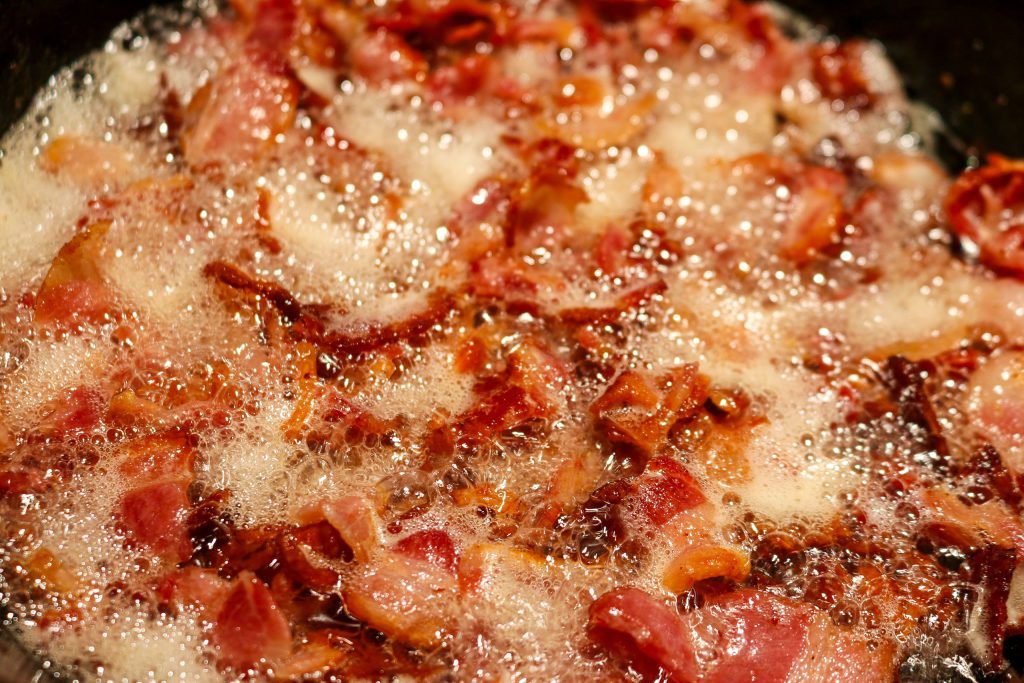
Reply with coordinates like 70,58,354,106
1,0,1023,681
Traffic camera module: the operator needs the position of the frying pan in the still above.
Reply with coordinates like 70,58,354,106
1,0,1024,681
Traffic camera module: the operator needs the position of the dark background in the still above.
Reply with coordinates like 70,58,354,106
2,0,1024,162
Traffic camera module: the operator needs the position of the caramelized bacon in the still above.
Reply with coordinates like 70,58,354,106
591,364,708,454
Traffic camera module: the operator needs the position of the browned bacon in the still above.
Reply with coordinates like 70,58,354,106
591,364,708,454
946,155,1024,276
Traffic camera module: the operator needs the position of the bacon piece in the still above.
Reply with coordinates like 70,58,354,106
560,279,667,324
590,587,895,683
303,291,455,356
211,571,292,670
39,136,134,189
969,351,1024,471
157,566,232,619
34,222,115,332
946,155,1024,277
349,30,427,85
368,0,511,49
507,338,569,412
182,3,299,169
591,364,708,454
343,552,457,648
394,529,459,574
588,587,700,682
119,482,193,563
536,81,656,152
38,386,104,438
630,456,705,526
25,548,78,594
115,434,195,483
322,496,380,563
204,260,303,322
662,545,751,594
278,522,345,592
115,434,197,563
810,39,876,108
778,186,844,263
457,385,545,441
429,54,494,105
0,469,47,498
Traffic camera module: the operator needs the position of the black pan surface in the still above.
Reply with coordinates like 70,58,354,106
1,1,1024,682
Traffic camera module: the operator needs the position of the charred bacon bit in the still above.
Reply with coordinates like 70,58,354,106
591,364,708,454
587,587,700,682
946,155,1024,277
343,551,457,648
303,291,455,356
204,260,304,322
34,222,116,333
211,571,292,670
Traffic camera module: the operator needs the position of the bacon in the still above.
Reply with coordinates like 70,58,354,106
119,482,193,563
34,222,116,332
39,136,135,189
211,571,292,670
115,434,197,563
536,87,657,152
343,551,457,648
204,260,303,322
968,351,1024,468
457,385,545,441
394,529,459,574
302,292,455,356
560,279,667,324
349,30,427,86
630,456,705,526
278,522,344,592
507,338,569,413
810,39,876,109
591,364,708,454
321,496,380,563
590,587,896,683
157,566,232,619
588,587,700,682
662,545,750,594
367,0,511,50
429,54,494,105
946,155,1024,277
38,386,104,438
182,16,298,169
115,434,195,484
